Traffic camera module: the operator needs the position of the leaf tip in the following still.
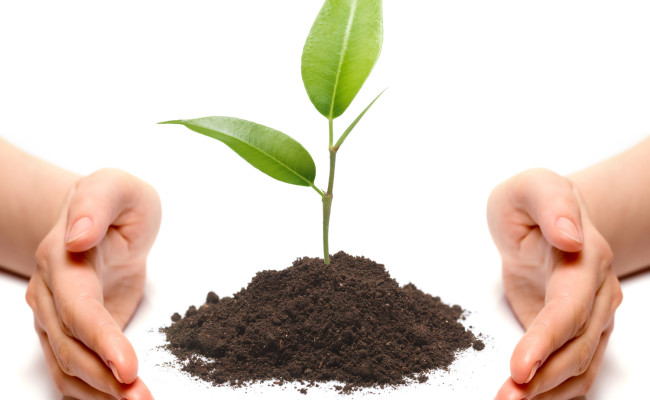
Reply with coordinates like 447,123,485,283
157,120,184,125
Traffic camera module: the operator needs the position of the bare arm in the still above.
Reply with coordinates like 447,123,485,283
1,137,158,398
571,136,650,277
489,136,649,399
0,138,77,277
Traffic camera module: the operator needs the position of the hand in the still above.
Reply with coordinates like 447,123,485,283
26,169,161,400
487,169,622,399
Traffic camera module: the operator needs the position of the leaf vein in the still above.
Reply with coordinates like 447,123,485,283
328,0,358,120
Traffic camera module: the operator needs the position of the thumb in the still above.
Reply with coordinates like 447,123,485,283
64,169,138,253
512,169,585,253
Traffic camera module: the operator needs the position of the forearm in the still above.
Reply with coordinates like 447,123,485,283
570,136,650,277
0,138,77,277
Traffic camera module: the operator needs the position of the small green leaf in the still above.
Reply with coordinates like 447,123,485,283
302,0,383,120
334,88,386,150
160,117,316,186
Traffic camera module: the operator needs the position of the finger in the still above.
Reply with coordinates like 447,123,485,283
520,274,621,397
32,272,154,400
53,262,139,384
509,236,610,384
38,237,140,385
531,325,613,400
494,376,523,400
35,327,117,400
64,169,158,253
502,169,585,253
509,258,597,384
31,272,135,398
495,325,612,400
39,326,155,400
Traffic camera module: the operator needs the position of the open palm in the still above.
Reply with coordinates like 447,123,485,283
488,169,622,400
27,169,161,400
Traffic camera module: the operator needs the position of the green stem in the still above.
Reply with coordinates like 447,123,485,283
322,193,333,265
328,118,334,148
323,119,337,265
311,183,324,197
327,146,337,194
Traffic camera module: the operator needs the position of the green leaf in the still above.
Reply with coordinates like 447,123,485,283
334,88,386,150
301,0,383,120
160,117,316,186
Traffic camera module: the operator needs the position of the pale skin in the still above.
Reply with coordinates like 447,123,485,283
0,138,161,400
488,136,650,399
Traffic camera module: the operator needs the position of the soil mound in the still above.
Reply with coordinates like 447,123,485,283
162,251,483,392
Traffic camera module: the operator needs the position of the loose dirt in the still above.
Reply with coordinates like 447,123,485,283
162,252,483,393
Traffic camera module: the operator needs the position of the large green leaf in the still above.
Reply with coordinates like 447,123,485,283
302,0,383,120
160,117,316,186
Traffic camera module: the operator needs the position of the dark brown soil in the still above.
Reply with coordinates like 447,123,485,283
162,251,483,393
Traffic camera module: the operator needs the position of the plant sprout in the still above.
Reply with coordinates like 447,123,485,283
161,0,384,265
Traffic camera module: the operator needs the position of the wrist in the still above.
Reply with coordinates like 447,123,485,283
0,140,78,276
568,138,650,276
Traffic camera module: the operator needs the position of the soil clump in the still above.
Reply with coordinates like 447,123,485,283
162,251,483,393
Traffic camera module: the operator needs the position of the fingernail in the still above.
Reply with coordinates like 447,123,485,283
66,217,93,243
525,360,541,384
107,360,124,384
556,217,583,243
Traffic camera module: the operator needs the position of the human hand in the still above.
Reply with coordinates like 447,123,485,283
26,169,161,400
487,169,622,399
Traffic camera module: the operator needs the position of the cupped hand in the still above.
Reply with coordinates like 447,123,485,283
487,169,622,399
26,169,161,400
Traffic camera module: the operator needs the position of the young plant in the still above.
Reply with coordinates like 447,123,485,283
161,0,384,265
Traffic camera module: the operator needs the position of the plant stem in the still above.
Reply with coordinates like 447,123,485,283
323,119,337,265
328,118,334,148
322,192,333,265
311,183,324,197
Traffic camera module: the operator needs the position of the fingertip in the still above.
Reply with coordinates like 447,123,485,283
554,216,584,250
65,216,93,244
107,358,138,386
122,377,154,400
524,360,541,384
536,215,584,254
514,170,585,253
495,377,525,400
510,338,543,385
64,216,104,253
105,335,139,385
509,358,529,385
511,357,541,385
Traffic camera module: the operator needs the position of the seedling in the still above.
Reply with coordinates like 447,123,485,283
161,0,384,265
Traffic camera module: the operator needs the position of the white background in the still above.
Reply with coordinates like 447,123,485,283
1,0,649,398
